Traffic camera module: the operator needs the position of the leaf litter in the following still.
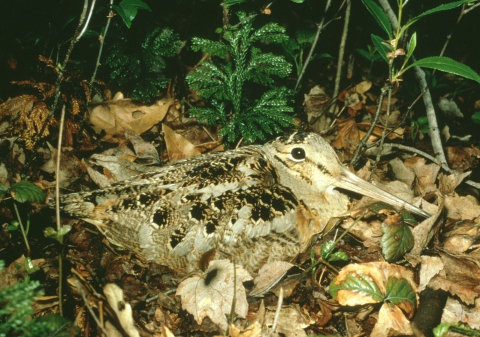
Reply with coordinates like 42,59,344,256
1,86,480,337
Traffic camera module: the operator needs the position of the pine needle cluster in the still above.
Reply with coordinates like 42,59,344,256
106,26,181,103
187,12,294,143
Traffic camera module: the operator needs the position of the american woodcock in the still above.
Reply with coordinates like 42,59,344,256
55,132,429,274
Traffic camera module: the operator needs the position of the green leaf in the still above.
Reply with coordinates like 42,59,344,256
24,257,40,274
472,111,480,124
384,277,417,308
417,116,430,134
381,217,414,262
113,0,151,28
433,323,453,337
44,225,72,244
222,0,246,7
0,184,7,199
405,56,480,84
291,0,305,3
371,34,391,64
403,0,473,34
321,240,335,259
406,32,417,60
330,274,385,302
9,181,45,203
361,0,392,39
328,251,349,262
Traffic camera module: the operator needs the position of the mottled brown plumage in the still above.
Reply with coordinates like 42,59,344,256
55,132,429,274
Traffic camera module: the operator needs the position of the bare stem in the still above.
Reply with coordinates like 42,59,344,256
295,0,331,90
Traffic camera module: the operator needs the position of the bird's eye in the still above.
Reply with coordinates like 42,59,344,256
290,147,306,162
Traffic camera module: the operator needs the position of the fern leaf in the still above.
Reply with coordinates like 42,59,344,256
191,38,229,58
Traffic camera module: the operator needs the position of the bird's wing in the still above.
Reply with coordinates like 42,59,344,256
58,146,320,273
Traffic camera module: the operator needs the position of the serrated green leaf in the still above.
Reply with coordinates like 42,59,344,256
9,181,45,203
385,277,416,308
291,0,305,3
362,0,392,39
472,111,480,124
405,56,480,84
371,34,391,64
381,219,414,262
330,274,385,302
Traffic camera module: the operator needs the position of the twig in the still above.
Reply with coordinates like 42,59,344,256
89,0,114,94
370,85,392,181
22,0,89,177
351,84,389,166
295,0,331,90
377,0,448,168
77,0,97,42
55,104,66,316
269,287,283,337
382,143,480,190
13,202,30,256
331,0,351,110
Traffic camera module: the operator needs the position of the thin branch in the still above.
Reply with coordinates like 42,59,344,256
77,0,97,41
89,0,114,94
351,84,389,166
55,104,66,316
382,143,480,190
377,0,448,167
295,0,331,90
22,0,89,176
331,0,351,109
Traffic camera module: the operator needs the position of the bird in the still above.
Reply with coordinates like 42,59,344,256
55,132,430,275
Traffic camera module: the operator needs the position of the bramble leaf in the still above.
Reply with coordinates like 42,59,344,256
9,181,45,204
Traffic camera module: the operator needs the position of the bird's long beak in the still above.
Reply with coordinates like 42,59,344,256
333,168,431,218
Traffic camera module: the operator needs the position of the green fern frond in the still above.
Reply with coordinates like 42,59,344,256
191,38,229,58
187,12,294,143
105,24,181,103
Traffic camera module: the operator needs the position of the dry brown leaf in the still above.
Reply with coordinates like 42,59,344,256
304,85,330,132
250,261,294,297
124,130,160,165
332,118,360,152
265,304,313,337
442,297,480,329
370,303,413,337
426,250,480,305
442,220,480,253
445,146,480,172
163,124,201,162
389,157,415,189
411,158,440,196
176,260,252,330
438,171,471,195
444,195,480,220
418,256,444,292
223,322,262,337
103,283,140,337
39,143,84,188
406,195,444,266
88,98,172,136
